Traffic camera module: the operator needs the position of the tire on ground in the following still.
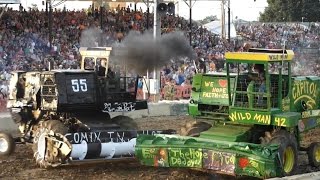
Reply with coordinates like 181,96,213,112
267,130,298,176
308,142,320,167
0,132,15,156
32,120,68,168
111,115,138,130
180,121,212,137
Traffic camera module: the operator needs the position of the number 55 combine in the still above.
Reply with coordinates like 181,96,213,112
0,47,174,168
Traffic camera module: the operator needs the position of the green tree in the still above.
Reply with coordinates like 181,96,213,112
259,0,320,22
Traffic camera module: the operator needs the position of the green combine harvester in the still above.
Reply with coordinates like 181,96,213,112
135,48,320,179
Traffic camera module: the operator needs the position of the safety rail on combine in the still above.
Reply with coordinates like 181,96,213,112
135,48,320,179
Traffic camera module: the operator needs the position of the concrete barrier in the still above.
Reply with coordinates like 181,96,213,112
0,100,189,134
0,112,19,135
110,100,189,119
268,172,320,180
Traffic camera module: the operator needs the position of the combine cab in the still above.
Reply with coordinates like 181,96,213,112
135,48,320,178
0,47,174,168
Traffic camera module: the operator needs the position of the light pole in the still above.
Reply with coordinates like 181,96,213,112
100,0,104,31
146,1,150,29
221,0,231,41
189,0,192,46
142,0,151,29
48,0,52,50
153,0,160,38
182,0,196,46
227,0,230,42
181,0,231,44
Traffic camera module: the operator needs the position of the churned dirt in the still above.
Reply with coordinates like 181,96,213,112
0,116,213,180
0,115,319,180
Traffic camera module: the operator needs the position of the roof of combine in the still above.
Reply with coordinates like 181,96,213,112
79,47,112,58
52,69,92,73
225,48,294,63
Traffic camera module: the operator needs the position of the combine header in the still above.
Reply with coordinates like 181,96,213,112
135,48,320,178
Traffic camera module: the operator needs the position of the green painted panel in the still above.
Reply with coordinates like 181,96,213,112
291,77,320,111
168,148,202,167
229,108,271,125
190,74,235,106
199,75,229,105
136,147,169,167
191,74,202,92
271,112,301,127
135,134,280,179
188,104,200,116
199,124,251,142
235,157,279,178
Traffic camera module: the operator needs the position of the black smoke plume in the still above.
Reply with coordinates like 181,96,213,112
80,27,102,47
110,30,194,75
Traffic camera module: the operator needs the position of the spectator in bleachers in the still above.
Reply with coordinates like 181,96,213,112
0,5,318,103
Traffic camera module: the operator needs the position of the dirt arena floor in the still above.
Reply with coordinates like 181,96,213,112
0,115,319,180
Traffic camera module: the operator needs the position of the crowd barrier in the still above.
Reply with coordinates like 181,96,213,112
161,85,192,100
0,85,191,112
0,98,7,112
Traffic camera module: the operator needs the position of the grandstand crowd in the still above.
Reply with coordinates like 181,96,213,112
0,5,319,101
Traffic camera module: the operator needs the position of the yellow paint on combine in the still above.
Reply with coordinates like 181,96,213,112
79,47,112,57
225,50,294,62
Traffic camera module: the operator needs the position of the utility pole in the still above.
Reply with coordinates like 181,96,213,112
146,0,150,29
221,0,225,40
183,0,195,46
45,0,48,13
48,0,52,50
143,0,151,29
227,0,230,42
100,0,104,46
100,0,104,31
153,0,161,38
189,0,192,46
221,0,231,41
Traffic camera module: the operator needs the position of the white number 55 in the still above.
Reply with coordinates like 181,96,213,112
71,79,87,92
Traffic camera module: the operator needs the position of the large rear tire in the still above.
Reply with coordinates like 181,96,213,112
0,132,15,156
32,120,69,168
111,115,138,130
180,121,212,137
263,130,298,176
308,142,320,167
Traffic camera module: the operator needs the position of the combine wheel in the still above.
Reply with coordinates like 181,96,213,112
32,120,69,168
180,121,212,137
0,132,15,156
308,142,320,167
262,130,298,176
112,115,138,130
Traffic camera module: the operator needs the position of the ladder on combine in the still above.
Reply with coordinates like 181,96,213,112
40,73,57,111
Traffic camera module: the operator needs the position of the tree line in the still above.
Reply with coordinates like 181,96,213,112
259,0,320,22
